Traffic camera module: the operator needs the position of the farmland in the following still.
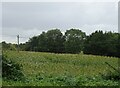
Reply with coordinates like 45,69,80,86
2,50,119,86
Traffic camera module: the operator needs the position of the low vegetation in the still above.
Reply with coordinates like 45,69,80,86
2,54,24,81
2,50,119,86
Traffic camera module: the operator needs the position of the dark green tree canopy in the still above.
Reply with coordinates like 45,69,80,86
2,29,119,57
45,29,65,53
64,29,86,54
24,29,65,53
83,30,119,57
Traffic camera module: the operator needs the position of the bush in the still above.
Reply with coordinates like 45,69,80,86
2,54,24,81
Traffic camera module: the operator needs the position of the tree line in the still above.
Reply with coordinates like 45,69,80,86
2,29,120,57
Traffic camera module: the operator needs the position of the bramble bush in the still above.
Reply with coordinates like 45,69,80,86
2,54,24,81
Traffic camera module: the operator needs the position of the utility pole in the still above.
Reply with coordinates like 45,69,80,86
17,35,19,52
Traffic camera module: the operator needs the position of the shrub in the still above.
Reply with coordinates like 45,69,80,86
2,54,24,81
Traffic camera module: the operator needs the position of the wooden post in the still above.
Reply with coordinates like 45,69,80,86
17,35,19,52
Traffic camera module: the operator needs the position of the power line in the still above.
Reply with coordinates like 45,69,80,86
2,34,30,39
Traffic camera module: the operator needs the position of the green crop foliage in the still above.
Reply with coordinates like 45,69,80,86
2,50,119,86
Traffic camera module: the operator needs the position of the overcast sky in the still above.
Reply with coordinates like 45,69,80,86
2,1,118,43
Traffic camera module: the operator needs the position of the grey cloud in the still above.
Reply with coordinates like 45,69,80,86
2,2,118,43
